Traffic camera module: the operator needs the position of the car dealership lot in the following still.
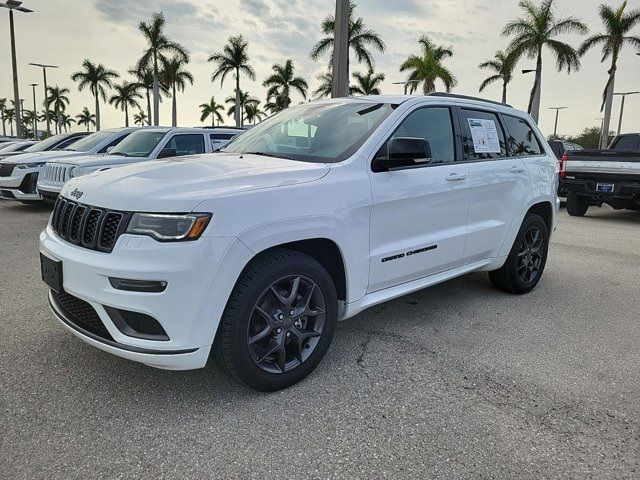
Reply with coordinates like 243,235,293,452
1,201,638,479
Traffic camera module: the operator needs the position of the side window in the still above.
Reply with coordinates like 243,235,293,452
379,107,455,165
459,109,507,160
612,135,639,150
56,136,84,150
98,133,131,153
166,134,205,156
502,115,543,156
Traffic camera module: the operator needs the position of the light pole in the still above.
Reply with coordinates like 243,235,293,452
549,107,568,136
612,91,639,135
1,1,33,138
29,82,37,138
392,80,420,95
331,0,349,98
29,62,58,135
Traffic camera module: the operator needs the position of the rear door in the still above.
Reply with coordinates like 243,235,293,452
457,108,531,262
367,105,470,292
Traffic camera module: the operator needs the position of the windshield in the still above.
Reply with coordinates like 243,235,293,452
110,131,168,157
23,134,71,153
64,130,113,152
222,102,395,163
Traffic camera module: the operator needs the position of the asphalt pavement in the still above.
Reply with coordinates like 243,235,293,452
1,199,638,479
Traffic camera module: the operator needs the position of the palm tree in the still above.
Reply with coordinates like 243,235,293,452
225,90,258,127
109,82,142,127
310,1,385,81
209,35,256,127
22,110,36,138
502,0,587,122
4,108,15,136
71,60,119,131
351,69,385,95
313,71,359,98
0,98,6,136
59,113,75,133
262,59,308,112
245,102,266,125
76,107,96,131
160,55,194,127
264,95,289,115
138,12,188,126
46,86,70,134
579,1,640,148
400,36,457,94
478,51,514,104
133,111,148,126
199,97,225,127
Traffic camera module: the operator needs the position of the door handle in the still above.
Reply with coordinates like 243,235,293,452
510,166,526,174
446,173,467,182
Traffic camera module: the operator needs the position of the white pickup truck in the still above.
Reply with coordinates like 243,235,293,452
0,130,130,203
40,95,558,391
37,127,245,202
560,133,640,216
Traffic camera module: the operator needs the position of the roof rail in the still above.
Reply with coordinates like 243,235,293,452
426,92,512,108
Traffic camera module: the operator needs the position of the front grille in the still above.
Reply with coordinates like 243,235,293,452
0,163,15,177
43,164,73,185
51,197,130,253
52,291,114,341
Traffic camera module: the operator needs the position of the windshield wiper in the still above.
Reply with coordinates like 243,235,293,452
111,151,129,157
245,151,298,161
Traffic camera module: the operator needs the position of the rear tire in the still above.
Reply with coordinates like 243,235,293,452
214,249,338,391
489,213,549,294
566,192,588,217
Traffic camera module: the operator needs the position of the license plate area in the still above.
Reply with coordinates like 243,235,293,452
40,254,63,292
596,183,614,193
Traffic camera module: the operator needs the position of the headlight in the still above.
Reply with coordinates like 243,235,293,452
68,167,79,179
126,213,212,241
17,162,45,169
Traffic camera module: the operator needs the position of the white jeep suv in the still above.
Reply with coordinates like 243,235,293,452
39,95,558,391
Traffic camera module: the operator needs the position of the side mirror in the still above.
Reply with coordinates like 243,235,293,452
106,146,115,154
374,137,432,171
157,147,177,159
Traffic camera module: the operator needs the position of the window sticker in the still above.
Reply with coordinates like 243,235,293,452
467,118,501,153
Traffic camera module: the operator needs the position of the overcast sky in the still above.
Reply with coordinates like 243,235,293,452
1,0,639,136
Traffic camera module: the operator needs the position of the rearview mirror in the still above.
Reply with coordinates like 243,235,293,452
157,147,177,159
374,137,432,171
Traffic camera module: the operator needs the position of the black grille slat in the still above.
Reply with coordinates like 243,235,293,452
50,197,128,253
0,163,15,177
52,291,114,341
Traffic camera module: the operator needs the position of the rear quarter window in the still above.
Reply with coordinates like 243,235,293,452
502,115,543,157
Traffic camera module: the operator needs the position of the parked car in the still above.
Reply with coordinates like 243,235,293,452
40,94,558,391
0,129,131,203
36,127,243,201
560,133,640,216
202,126,246,150
548,139,583,160
0,140,37,158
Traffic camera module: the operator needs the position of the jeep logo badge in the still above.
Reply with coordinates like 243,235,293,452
70,188,83,199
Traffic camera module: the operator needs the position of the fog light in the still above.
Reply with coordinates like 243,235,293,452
108,277,167,293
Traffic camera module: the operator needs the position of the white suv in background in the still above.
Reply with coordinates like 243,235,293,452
0,130,129,203
37,127,245,201
40,95,558,391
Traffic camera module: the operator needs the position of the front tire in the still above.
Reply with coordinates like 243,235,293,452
566,192,588,216
215,249,338,391
489,213,549,294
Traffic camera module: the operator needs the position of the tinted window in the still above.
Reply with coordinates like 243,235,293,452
98,133,131,153
612,135,640,150
167,134,205,156
460,109,507,160
503,115,543,156
210,133,236,140
23,133,77,153
110,131,167,157
64,130,113,152
55,135,86,150
380,107,455,164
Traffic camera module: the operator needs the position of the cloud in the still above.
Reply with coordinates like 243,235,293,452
92,0,199,23
240,0,270,16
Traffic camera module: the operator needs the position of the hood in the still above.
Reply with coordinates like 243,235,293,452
1,150,82,165
60,152,330,212
61,154,139,167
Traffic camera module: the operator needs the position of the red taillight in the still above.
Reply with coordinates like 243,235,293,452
558,154,568,178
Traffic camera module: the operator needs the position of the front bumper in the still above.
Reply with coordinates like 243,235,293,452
0,165,43,201
40,224,254,370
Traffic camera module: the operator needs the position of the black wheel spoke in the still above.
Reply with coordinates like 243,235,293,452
249,325,272,345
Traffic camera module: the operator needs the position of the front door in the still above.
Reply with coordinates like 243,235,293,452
367,106,470,293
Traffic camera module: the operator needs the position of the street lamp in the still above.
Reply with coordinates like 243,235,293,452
29,82,38,138
612,91,639,135
1,1,33,138
549,107,568,136
29,62,58,134
392,80,420,95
